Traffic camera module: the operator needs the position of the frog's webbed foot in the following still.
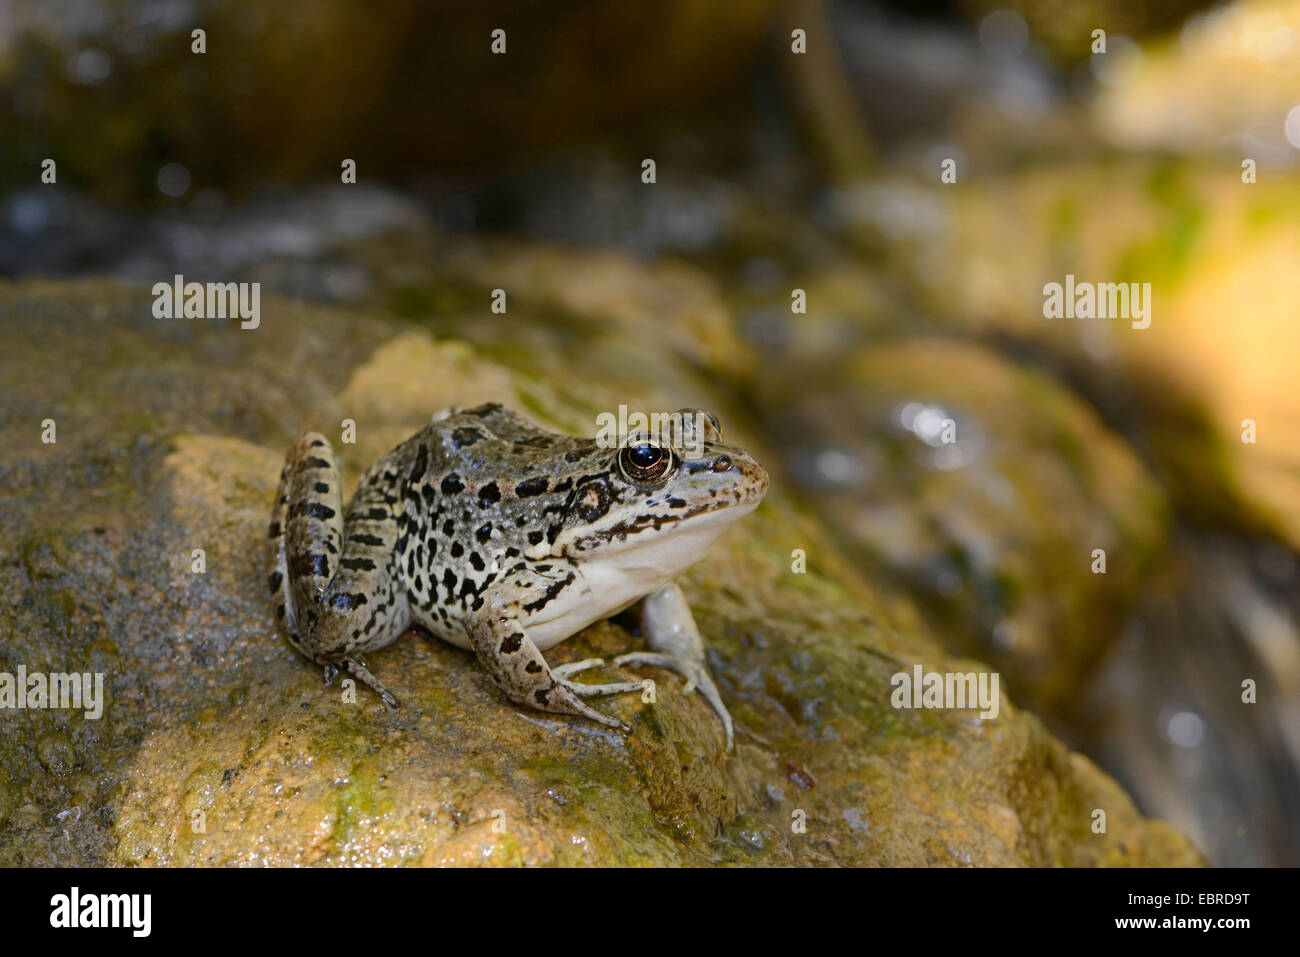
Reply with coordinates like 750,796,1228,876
273,431,412,711
617,583,735,751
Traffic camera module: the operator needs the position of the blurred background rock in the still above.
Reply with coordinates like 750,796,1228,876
1,0,1297,865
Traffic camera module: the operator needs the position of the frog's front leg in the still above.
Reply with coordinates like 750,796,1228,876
615,583,735,751
467,565,642,731
271,432,411,708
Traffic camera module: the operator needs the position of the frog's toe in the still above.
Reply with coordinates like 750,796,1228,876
339,656,401,710
555,658,643,697
558,676,644,697
546,684,631,732
614,652,734,751
614,652,697,692
551,657,605,679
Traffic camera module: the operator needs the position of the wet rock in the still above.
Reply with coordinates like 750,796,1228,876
1082,531,1300,866
934,160,1300,551
0,773,13,829
36,732,77,776
758,338,1170,720
0,275,1199,865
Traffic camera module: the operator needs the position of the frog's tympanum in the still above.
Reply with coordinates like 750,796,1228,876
269,403,768,748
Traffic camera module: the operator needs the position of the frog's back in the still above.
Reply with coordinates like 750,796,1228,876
391,404,588,648
409,405,579,475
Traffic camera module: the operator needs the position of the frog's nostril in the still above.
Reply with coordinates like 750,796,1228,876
711,455,732,472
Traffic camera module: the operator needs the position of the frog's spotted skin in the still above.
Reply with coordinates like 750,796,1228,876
269,402,768,747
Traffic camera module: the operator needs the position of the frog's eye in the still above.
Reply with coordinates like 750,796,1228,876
618,440,675,485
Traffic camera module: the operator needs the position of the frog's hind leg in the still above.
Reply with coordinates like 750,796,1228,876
615,583,735,750
467,566,641,732
270,432,343,636
270,432,410,708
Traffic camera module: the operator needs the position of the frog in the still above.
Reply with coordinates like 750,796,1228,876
268,402,768,749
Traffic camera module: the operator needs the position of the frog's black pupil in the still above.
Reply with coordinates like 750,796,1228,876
630,444,661,468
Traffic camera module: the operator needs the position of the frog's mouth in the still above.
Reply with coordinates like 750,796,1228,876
565,497,762,559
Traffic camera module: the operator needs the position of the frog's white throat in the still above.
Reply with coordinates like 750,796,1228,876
581,502,753,594
517,503,757,650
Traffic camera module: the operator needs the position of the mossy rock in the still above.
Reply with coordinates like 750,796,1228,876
0,276,1200,865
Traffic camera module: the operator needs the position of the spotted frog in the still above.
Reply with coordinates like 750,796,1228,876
268,403,768,748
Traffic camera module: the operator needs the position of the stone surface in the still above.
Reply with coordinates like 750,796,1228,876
927,160,1300,551
0,275,1200,866
755,337,1170,719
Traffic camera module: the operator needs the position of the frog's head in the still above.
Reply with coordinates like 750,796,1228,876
555,410,768,569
